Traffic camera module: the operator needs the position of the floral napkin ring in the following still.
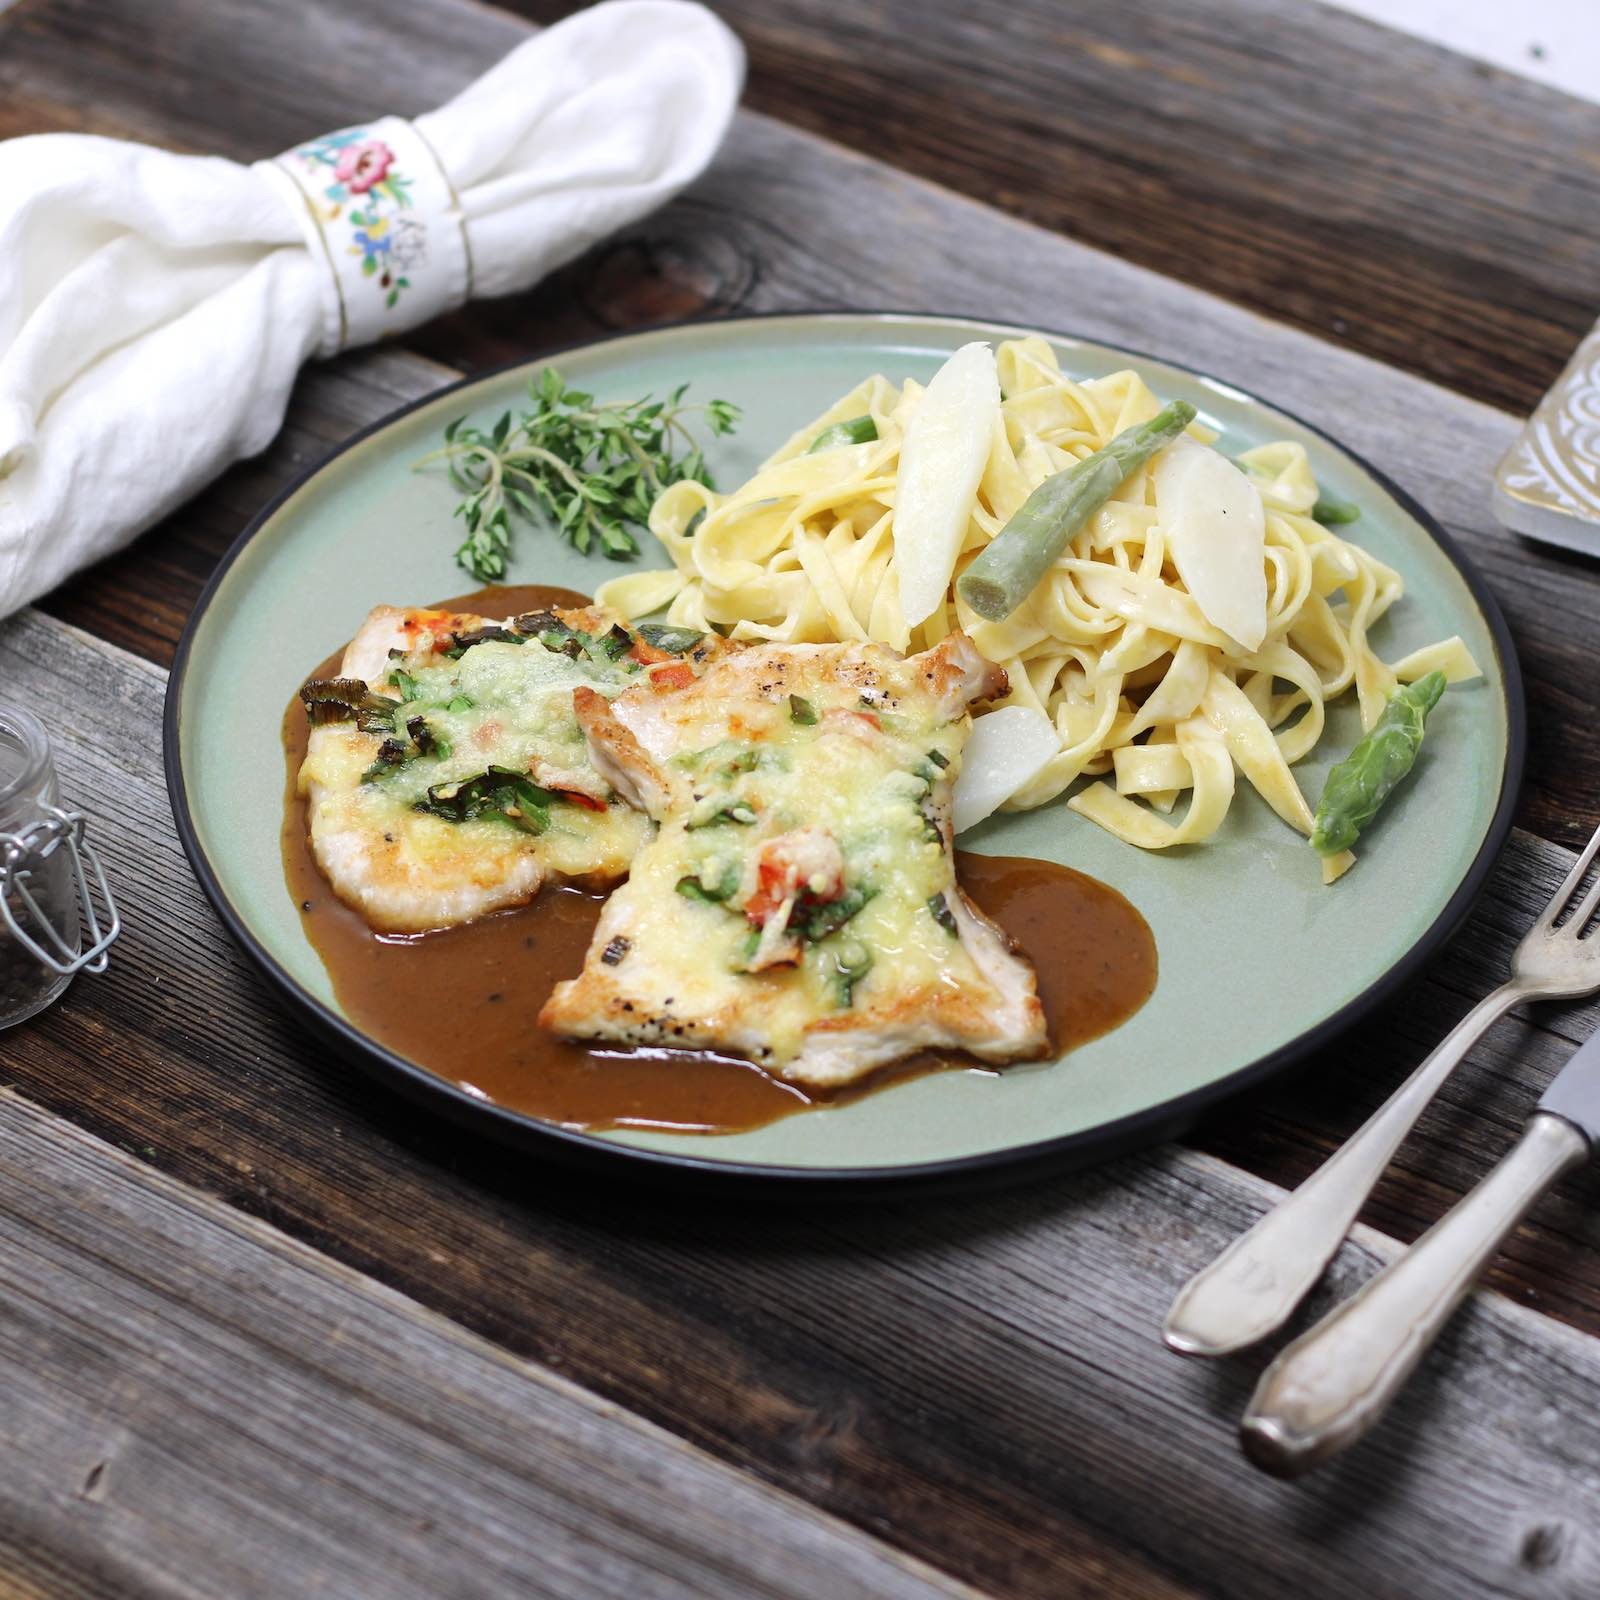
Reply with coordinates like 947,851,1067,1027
258,116,472,355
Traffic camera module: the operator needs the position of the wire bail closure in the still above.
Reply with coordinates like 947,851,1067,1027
0,804,120,976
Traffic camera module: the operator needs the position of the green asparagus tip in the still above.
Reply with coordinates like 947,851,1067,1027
1312,495,1362,526
955,400,1197,624
1310,671,1448,857
1408,668,1447,713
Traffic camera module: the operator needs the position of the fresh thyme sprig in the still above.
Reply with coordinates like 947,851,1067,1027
415,367,740,581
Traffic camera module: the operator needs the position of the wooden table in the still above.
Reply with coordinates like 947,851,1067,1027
4,0,1600,1593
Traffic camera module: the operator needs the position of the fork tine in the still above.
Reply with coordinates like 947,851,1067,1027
1542,816,1600,928
1570,871,1600,938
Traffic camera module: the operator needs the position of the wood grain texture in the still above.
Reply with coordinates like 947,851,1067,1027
0,1088,981,1600
9,604,1600,1598
7,0,1600,1589
14,0,1595,417
4,0,1600,1416
681,0,1600,418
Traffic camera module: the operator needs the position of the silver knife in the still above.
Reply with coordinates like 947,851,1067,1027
1238,1033,1598,1477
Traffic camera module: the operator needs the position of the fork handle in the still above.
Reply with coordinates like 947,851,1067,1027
1240,1110,1589,1475
1163,980,1524,1357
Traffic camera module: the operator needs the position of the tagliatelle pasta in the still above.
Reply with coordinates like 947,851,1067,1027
596,336,1478,877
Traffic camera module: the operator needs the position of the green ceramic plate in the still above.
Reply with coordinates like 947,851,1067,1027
165,313,1522,1188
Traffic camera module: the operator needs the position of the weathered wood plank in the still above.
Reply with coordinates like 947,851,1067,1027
8,0,1599,418
6,0,1600,1590
9,606,1600,1597
688,0,1600,417
0,1087,981,1600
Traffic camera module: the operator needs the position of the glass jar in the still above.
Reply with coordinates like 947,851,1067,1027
0,706,119,1027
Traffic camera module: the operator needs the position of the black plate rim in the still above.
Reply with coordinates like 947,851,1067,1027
163,308,1526,1192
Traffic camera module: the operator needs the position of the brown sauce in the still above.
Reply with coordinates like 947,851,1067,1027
282,584,1157,1134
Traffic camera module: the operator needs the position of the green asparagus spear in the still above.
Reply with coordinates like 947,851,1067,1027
1312,494,1361,526
807,415,879,452
956,401,1197,622
1310,671,1447,857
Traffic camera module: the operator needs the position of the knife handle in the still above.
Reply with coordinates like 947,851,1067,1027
1164,981,1522,1357
1240,1110,1589,1477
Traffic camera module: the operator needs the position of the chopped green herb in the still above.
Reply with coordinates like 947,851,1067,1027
360,738,410,784
354,697,401,735
506,610,585,658
413,767,553,834
799,885,876,942
676,871,739,904
789,694,819,726
925,748,950,770
831,939,874,1007
443,694,475,713
928,893,960,936
719,747,761,777
405,716,451,761
638,623,706,655
537,626,584,659
592,623,635,661
686,800,759,830
416,366,741,579
386,667,421,701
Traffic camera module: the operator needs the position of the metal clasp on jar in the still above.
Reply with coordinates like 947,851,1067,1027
0,804,120,975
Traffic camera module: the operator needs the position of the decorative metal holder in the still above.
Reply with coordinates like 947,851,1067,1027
1494,320,1600,554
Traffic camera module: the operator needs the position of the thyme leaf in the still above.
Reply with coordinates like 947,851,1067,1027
416,366,741,581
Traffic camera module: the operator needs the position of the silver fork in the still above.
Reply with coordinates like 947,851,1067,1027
1164,817,1600,1358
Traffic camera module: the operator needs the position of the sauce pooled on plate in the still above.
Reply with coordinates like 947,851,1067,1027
282,585,1156,1134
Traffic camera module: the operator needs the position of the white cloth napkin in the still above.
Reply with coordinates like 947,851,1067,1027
0,0,744,618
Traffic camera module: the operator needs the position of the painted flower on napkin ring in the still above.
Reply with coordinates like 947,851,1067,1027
334,138,395,196
350,222,391,274
285,124,425,322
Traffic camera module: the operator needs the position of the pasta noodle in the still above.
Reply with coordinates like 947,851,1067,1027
597,336,1478,869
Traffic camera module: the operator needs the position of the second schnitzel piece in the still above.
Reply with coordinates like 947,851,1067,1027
540,634,1048,1087
297,603,719,933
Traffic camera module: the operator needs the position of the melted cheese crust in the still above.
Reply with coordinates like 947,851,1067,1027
299,605,653,933
540,636,1047,1086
